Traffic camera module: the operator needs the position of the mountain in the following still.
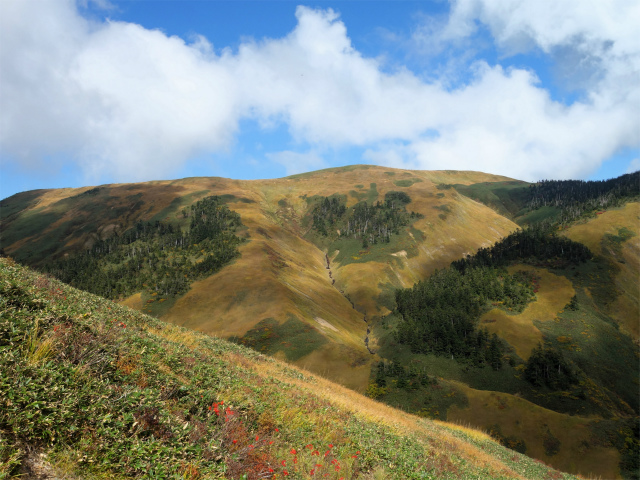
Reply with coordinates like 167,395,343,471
0,166,519,388
1,165,638,479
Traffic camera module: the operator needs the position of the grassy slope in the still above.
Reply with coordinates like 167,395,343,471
0,257,578,480
479,266,575,361
445,206,640,480
561,202,640,341
0,166,519,392
368,203,639,479
447,383,620,479
4,169,636,478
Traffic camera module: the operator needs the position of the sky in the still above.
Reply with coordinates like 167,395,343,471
1,0,639,200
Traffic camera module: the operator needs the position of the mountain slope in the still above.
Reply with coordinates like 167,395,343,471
0,257,578,479
1,167,638,479
0,166,519,390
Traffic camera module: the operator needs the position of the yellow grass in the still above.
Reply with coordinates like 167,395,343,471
447,382,621,479
480,266,575,359
562,202,640,341
562,203,639,255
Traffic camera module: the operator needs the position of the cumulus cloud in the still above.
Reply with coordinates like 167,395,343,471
0,0,638,184
0,0,240,181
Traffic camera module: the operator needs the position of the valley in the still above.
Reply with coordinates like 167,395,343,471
1,166,638,478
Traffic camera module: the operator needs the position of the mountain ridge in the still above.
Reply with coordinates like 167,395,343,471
1,165,638,478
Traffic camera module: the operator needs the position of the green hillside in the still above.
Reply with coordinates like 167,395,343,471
1,167,638,478
369,203,640,479
0,257,579,479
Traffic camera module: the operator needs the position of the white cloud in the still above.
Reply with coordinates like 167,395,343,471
0,1,638,184
0,0,239,181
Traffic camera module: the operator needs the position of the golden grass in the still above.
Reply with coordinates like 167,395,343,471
144,322,202,350
295,343,372,392
562,203,639,255
119,292,143,311
562,203,640,341
432,419,493,442
447,382,621,479
480,266,575,360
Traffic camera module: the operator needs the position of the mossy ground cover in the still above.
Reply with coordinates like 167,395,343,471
0,257,578,479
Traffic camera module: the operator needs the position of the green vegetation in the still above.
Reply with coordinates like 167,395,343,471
2,168,638,479
602,226,636,261
0,190,44,226
43,196,244,302
0,258,579,479
1,187,150,265
372,209,639,477
308,190,423,248
526,172,640,224
367,361,469,421
348,182,379,203
149,190,211,223
533,273,640,415
393,178,423,188
395,266,533,365
524,344,576,390
230,315,328,361
486,424,527,454
452,181,530,219
451,225,592,271
454,171,639,226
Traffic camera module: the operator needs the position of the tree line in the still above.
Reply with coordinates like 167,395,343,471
451,224,592,272
394,226,592,371
526,171,639,224
44,196,244,300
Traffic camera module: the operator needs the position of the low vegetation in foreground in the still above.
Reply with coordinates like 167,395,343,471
0,257,579,479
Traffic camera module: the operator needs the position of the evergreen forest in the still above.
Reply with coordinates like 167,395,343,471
526,171,640,224
394,227,592,371
310,191,423,247
394,266,532,367
43,196,244,300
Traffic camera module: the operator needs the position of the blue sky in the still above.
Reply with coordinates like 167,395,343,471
1,0,639,200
